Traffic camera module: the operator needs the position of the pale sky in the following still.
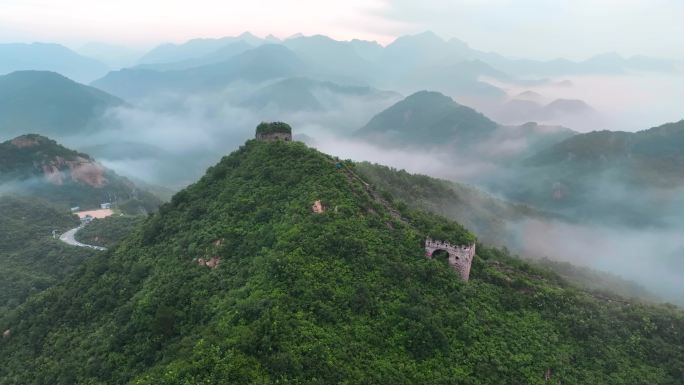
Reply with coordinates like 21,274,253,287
1,0,683,60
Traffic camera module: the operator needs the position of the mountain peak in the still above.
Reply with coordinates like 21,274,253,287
8,133,58,149
264,34,281,42
414,30,443,40
0,70,123,138
0,134,160,211
391,30,445,46
357,90,498,146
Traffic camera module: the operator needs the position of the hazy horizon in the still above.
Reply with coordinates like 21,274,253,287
1,0,683,61
1,0,683,303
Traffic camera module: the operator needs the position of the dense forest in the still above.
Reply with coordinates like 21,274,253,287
0,195,93,314
75,215,147,248
355,162,545,246
0,134,161,213
356,162,659,302
0,140,682,384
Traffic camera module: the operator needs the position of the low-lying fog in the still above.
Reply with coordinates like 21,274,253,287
486,72,684,132
61,71,684,304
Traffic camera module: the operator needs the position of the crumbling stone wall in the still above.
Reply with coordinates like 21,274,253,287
425,238,476,281
256,132,292,142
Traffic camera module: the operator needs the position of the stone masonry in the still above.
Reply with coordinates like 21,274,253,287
255,132,292,142
425,238,476,281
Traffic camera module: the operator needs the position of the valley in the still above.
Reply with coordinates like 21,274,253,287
1,8,683,383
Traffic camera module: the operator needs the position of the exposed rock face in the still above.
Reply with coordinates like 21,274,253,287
312,200,324,213
2,329,10,339
425,238,476,281
197,257,221,269
40,156,108,187
69,159,107,187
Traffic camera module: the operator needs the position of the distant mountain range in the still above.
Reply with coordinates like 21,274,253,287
0,134,160,213
134,41,254,71
92,44,307,100
132,30,678,82
355,90,576,160
527,120,684,186
243,77,401,112
77,42,144,70
357,91,498,145
488,120,684,226
72,30,679,129
0,71,123,140
3,32,679,112
0,43,109,83
136,32,271,65
494,96,598,125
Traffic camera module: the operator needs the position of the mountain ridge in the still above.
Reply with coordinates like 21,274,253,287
0,71,123,140
0,134,160,213
0,134,681,384
0,42,109,83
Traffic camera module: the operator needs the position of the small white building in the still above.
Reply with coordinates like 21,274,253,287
100,202,112,209
70,206,80,212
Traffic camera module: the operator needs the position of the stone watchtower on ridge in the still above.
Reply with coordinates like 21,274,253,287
425,238,476,281
255,121,292,142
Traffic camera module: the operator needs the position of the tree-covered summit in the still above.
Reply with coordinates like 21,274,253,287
0,134,160,213
0,138,681,385
255,121,293,135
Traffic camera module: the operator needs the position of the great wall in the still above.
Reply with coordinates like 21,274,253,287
424,238,476,281
255,122,477,282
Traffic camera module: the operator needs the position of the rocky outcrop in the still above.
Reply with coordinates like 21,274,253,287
312,200,324,213
40,156,108,187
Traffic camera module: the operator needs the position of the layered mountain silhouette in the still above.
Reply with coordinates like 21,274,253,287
494,96,597,126
527,120,684,185
134,40,254,71
243,77,400,112
92,44,307,100
0,71,123,139
487,120,684,225
0,43,109,83
356,91,576,158
357,91,498,145
136,32,269,65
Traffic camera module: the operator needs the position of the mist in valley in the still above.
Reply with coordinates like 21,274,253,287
3,3,684,382
22,60,675,305
311,127,684,304
2,7,684,306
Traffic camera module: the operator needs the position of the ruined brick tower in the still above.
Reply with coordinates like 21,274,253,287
255,121,292,141
425,238,476,281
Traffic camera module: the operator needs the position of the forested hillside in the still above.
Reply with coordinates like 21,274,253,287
355,161,545,246
0,196,93,314
0,134,161,213
356,162,659,301
0,71,122,139
496,120,684,225
0,140,681,384
75,215,146,248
